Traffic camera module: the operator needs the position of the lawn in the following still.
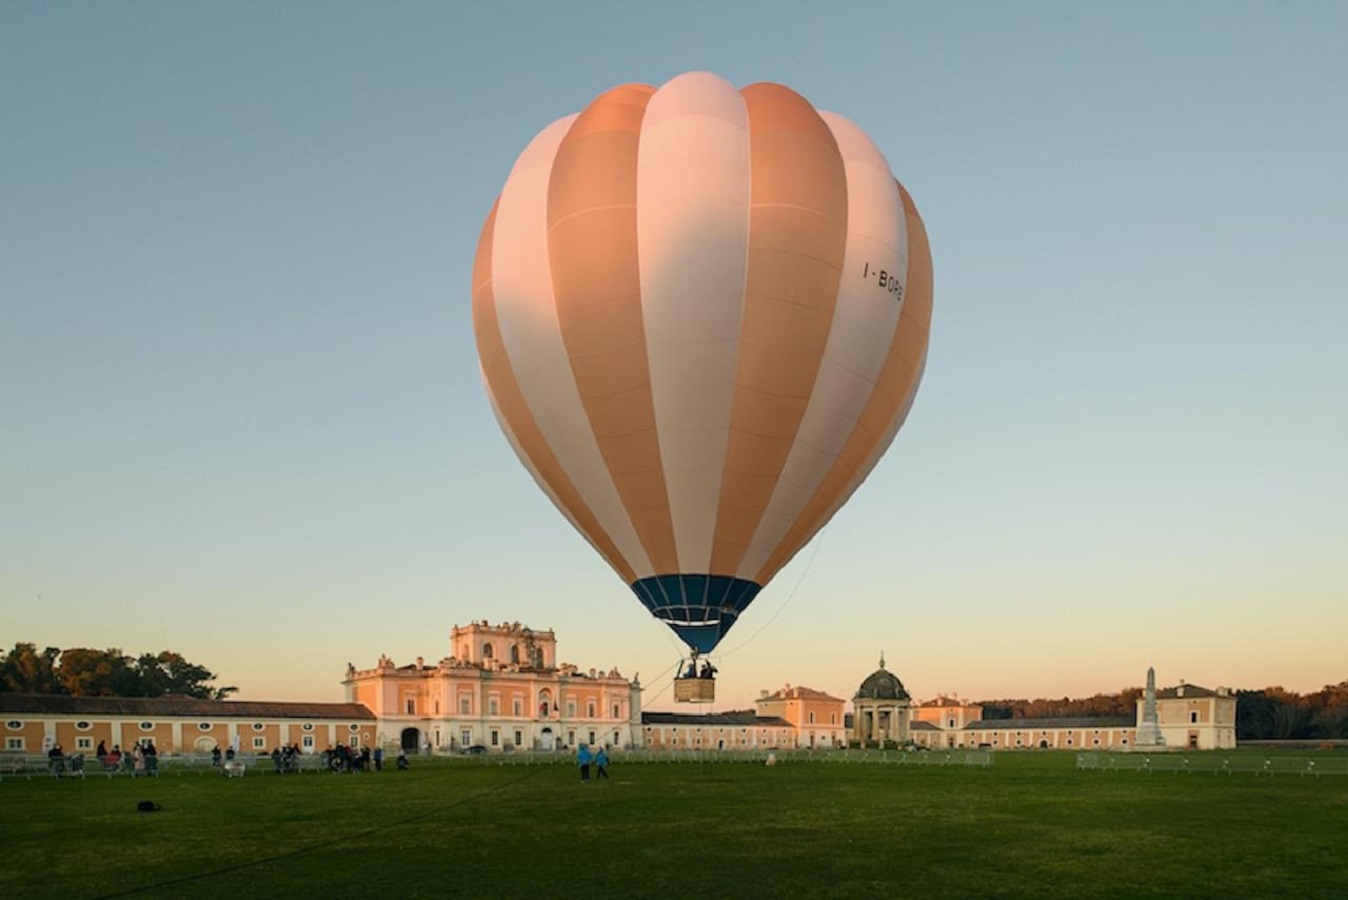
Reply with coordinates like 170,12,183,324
2,750,1346,898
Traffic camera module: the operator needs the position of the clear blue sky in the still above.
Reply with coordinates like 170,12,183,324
3,2,1345,710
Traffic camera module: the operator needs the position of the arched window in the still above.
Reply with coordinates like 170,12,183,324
482,643,494,659
510,645,520,664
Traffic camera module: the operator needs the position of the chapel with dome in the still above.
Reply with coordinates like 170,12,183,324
852,654,912,746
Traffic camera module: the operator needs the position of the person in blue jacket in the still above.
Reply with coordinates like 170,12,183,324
577,743,592,781
595,746,609,780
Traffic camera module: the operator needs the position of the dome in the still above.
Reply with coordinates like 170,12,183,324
855,657,909,701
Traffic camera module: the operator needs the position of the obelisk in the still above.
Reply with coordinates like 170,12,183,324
1134,666,1165,747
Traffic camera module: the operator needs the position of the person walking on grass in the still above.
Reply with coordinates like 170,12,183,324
595,746,609,780
577,743,592,781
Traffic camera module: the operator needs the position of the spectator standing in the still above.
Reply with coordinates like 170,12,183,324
577,743,592,782
595,746,609,780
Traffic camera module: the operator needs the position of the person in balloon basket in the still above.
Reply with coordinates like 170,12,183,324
577,743,592,782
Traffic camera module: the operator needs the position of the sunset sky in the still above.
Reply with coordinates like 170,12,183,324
4,2,1345,712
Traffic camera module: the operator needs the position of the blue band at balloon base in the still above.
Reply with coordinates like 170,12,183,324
629,575,763,654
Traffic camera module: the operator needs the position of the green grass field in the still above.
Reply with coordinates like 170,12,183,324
3,750,1346,899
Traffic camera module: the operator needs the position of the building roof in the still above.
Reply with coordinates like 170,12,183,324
855,664,910,701
965,716,1133,731
915,695,976,708
910,720,941,731
0,694,376,721
759,685,843,703
642,712,792,727
1155,683,1221,699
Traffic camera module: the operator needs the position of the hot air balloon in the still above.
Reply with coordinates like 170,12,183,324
472,72,932,697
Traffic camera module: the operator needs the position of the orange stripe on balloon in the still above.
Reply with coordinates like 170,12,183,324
472,198,637,584
546,84,680,575
708,82,849,577
752,181,933,584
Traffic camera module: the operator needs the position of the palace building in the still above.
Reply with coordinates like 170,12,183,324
1,694,375,756
343,620,641,753
0,620,1235,758
902,676,1236,751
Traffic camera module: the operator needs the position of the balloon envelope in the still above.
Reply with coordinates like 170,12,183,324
472,72,932,654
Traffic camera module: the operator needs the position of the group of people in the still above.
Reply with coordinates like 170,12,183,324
319,743,407,773
681,659,717,680
97,740,157,775
269,744,307,773
576,743,610,781
44,740,158,776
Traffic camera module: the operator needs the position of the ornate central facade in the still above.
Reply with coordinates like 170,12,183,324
344,621,641,753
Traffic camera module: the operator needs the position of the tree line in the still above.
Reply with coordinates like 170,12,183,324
975,682,1348,740
0,642,236,700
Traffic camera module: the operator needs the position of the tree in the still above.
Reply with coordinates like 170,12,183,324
0,643,62,693
134,651,236,699
0,642,235,699
56,648,136,697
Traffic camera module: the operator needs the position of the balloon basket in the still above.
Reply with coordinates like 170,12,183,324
674,677,716,703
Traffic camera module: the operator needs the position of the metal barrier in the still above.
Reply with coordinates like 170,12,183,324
1076,753,1347,776
453,747,993,768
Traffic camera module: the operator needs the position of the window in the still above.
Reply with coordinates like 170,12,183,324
514,730,523,747
567,730,575,746
489,698,499,716
4,721,20,730
302,736,314,749
510,645,520,664
75,721,92,731
587,701,596,718
808,712,815,724
588,731,596,746
948,718,956,728
348,724,360,733
405,697,416,715
567,701,576,718
613,730,620,746
612,704,620,718
76,737,93,750
5,738,24,750
302,723,314,732
252,723,265,732
830,713,836,724
461,729,472,746
253,737,266,749
460,697,471,715
513,699,523,716
197,723,212,732
434,699,440,715
482,643,494,659
1189,711,1199,724
490,730,499,747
